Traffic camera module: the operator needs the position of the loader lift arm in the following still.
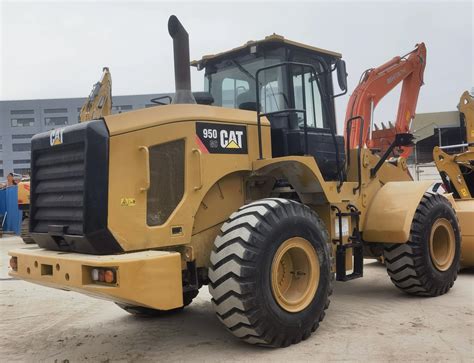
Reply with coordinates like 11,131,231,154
434,91,474,199
79,67,112,122
345,43,426,157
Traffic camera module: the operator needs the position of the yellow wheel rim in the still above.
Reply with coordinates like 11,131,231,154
271,237,319,313
429,218,456,272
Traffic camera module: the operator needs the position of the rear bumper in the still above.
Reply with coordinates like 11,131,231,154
8,247,183,310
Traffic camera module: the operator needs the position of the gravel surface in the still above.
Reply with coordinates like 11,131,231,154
1,236,472,362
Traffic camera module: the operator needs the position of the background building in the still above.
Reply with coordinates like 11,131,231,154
1,94,464,181
0,93,169,179
410,111,463,164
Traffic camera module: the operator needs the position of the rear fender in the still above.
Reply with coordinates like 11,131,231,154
253,156,338,203
252,157,329,204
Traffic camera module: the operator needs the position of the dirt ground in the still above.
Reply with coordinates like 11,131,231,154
1,236,472,362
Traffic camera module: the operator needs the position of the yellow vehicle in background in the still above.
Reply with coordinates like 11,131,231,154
79,67,112,122
17,177,33,243
434,91,474,268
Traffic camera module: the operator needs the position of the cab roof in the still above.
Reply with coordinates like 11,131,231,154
191,34,342,70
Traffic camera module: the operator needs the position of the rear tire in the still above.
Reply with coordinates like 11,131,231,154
21,218,35,244
383,193,460,296
116,289,198,317
209,198,332,347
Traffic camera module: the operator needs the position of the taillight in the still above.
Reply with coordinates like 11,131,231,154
104,270,115,283
90,267,117,284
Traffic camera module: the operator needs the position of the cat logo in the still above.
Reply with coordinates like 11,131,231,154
196,122,248,154
49,128,64,146
220,130,244,149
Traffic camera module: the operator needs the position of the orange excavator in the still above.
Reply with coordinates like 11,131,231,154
345,43,427,158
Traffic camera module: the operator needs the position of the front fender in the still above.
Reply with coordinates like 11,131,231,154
363,181,434,243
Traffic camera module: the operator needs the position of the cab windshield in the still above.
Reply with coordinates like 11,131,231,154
205,52,328,129
205,57,283,109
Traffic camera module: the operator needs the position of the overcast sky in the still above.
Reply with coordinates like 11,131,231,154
1,0,472,131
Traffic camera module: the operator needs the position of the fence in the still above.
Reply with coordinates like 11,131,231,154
408,162,442,182
0,185,22,235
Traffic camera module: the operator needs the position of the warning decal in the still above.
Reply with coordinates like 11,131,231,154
195,122,248,154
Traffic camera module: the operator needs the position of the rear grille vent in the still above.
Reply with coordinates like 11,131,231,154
147,139,185,226
31,143,85,235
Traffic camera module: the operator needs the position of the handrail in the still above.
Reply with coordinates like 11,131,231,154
192,148,203,191
254,61,344,189
345,116,365,194
255,61,322,159
138,146,150,192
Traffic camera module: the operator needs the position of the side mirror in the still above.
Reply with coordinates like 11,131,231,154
336,59,348,92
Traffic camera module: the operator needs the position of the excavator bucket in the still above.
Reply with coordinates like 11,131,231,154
371,123,400,155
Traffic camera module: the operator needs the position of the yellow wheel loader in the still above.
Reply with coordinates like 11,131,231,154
434,91,474,268
9,16,471,347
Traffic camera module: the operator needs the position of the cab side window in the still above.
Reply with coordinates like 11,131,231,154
259,67,290,114
222,78,250,108
293,71,324,129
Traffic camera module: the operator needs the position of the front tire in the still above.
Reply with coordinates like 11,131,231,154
384,193,460,296
209,198,332,347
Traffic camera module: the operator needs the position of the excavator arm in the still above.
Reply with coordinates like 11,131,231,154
79,67,112,122
345,43,426,157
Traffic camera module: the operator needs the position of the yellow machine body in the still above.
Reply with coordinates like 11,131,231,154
433,91,474,267
9,246,182,309
9,102,434,310
452,199,474,268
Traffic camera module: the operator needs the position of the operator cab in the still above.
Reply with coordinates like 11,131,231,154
192,34,348,181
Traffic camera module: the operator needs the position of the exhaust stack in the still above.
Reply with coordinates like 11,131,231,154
168,15,196,104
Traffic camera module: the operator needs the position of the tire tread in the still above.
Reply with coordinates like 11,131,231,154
383,193,460,297
209,198,332,347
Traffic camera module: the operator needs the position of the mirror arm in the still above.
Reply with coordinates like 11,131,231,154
332,88,348,99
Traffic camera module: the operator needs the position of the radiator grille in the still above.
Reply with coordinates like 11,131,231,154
31,142,85,235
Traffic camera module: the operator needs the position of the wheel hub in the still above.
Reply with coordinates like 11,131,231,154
271,237,319,313
429,218,455,272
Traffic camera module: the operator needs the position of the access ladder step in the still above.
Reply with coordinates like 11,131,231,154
336,241,363,282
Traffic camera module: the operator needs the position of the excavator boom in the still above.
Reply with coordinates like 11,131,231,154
79,67,112,122
345,43,426,157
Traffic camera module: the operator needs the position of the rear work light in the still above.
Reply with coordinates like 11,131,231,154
90,267,117,284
